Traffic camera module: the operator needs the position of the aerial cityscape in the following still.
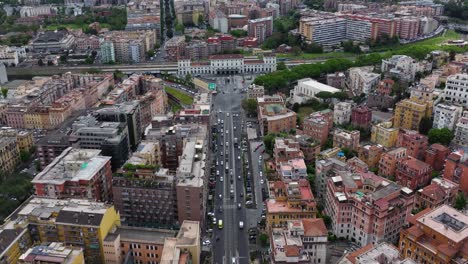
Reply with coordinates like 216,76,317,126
0,0,467,263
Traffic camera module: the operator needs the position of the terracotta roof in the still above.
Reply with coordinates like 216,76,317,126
408,207,432,225
437,244,458,257
406,225,424,238
284,245,300,257
429,143,449,152
302,218,327,237
419,183,446,201
346,244,374,264
273,181,286,189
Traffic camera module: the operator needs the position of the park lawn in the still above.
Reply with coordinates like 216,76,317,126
46,23,85,30
164,86,194,105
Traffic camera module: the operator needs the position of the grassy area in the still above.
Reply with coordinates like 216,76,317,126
277,52,356,60
169,102,182,113
164,86,194,105
297,106,315,124
46,24,85,30
276,30,462,61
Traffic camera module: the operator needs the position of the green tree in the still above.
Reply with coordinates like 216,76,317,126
241,98,258,116
197,14,204,25
175,23,185,34
59,55,67,63
454,192,467,210
84,57,94,64
277,61,287,70
1,87,8,99
19,150,31,162
113,70,124,81
147,49,155,58
259,234,269,247
263,134,276,154
229,29,247,38
38,59,44,66
185,73,193,84
428,128,454,146
419,117,433,135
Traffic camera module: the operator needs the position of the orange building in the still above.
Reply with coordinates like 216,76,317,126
443,150,468,195
399,205,468,263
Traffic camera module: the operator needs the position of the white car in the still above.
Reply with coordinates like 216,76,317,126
260,179,264,184
238,156,241,160
220,177,224,182
239,221,244,229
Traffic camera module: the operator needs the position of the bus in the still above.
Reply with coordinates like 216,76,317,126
218,219,223,229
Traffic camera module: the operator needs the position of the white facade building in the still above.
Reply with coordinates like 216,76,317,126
334,102,352,125
290,78,340,104
0,64,7,84
209,9,228,33
443,74,468,107
454,111,468,147
348,66,380,94
20,5,54,17
381,55,422,82
177,54,276,76
0,45,19,66
433,103,463,131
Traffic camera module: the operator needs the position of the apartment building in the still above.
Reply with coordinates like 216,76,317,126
443,150,468,195
176,137,208,226
326,72,346,89
95,101,142,151
393,99,431,131
303,110,332,146
165,36,187,61
1,198,121,263
443,74,468,107
424,143,450,171
279,159,307,182
315,158,348,202
274,138,305,167
19,243,84,264
270,219,328,264
397,129,428,160
454,112,468,147
248,16,273,43
333,102,352,125
103,225,177,264
0,45,19,66
32,147,113,202
266,180,317,230
293,135,321,164
381,55,421,82
303,18,347,46
395,156,432,190
100,40,115,63
371,121,399,148
377,78,395,96
378,147,407,178
351,105,372,129
414,178,458,210
0,137,20,175
209,9,228,33
258,102,296,136
339,242,415,264
348,67,380,95
333,129,360,152
358,144,383,168
399,205,468,263
433,103,463,130
247,84,265,99
160,221,201,264
69,115,131,170
36,133,70,169
113,168,177,228
0,128,33,152
101,30,155,63
324,171,414,245
395,17,420,40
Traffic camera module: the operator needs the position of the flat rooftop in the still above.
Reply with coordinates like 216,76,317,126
298,78,341,93
32,147,111,185
109,226,177,244
418,205,468,243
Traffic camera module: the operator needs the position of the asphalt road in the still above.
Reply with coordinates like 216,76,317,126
211,75,250,264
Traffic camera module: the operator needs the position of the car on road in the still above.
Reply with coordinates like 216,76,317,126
238,203,241,209
238,156,241,160
245,201,253,206
219,194,222,199
260,179,264,184
220,177,224,182
238,175,241,180
202,239,211,246
212,217,217,225
218,219,223,229
239,221,244,229
216,170,219,176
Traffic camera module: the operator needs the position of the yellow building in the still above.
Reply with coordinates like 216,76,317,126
0,137,20,174
0,128,33,152
0,228,32,264
19,242,84,264
371,121,399,148
393,98,431,131
266,180,317,230
8,198,120,264
23,112,43,130
161,220,201,264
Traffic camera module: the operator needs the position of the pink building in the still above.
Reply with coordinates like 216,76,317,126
274,138,304,170
378,147,407,178
324,171,414,246
302,110,332,146
377,79,394,96
414,178,459,210
351,105,372,129
248,16,273,43
333,129,360,151
395,156,432,190
397,129,428,160
424,143,450,171
279,158,307,181
395,17,420,40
